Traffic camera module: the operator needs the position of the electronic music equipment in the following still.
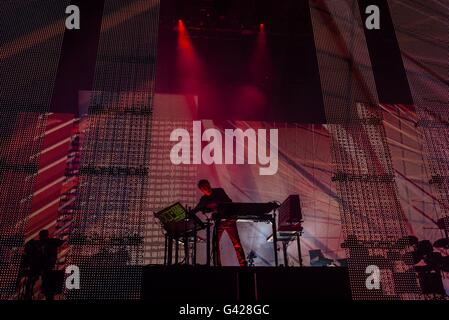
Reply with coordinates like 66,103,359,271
216,202,279,220
215,201,280,266
154,202,188,225
268,195,304,266
277,194,302,232
154,202,206,265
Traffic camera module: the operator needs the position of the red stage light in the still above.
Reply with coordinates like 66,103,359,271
176,17,202,93
250,21,270,85
178,19,185,32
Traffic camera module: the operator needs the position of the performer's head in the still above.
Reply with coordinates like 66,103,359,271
198,179,212,196
39,229,49,241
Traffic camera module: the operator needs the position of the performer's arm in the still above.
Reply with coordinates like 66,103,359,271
191,196,206,214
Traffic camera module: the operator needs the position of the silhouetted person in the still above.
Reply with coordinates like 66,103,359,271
21,230,64,300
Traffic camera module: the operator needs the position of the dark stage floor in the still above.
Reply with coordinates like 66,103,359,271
142,265,352,301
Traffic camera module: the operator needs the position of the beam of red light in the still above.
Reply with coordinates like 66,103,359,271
176,19,202,93
177,19,193,51
178,19,185,32
257,22,266,45
249,22,269,80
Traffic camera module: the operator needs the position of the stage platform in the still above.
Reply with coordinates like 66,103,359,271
142,265,352,301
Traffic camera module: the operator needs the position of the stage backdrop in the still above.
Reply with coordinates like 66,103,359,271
149,94,448,291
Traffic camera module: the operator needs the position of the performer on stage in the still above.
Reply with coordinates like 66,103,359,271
192,179,247,267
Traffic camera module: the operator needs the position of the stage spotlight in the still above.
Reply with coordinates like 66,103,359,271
259,23,265,32
178,19,185,32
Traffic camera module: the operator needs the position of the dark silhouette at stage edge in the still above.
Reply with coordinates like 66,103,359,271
19,229,64,300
